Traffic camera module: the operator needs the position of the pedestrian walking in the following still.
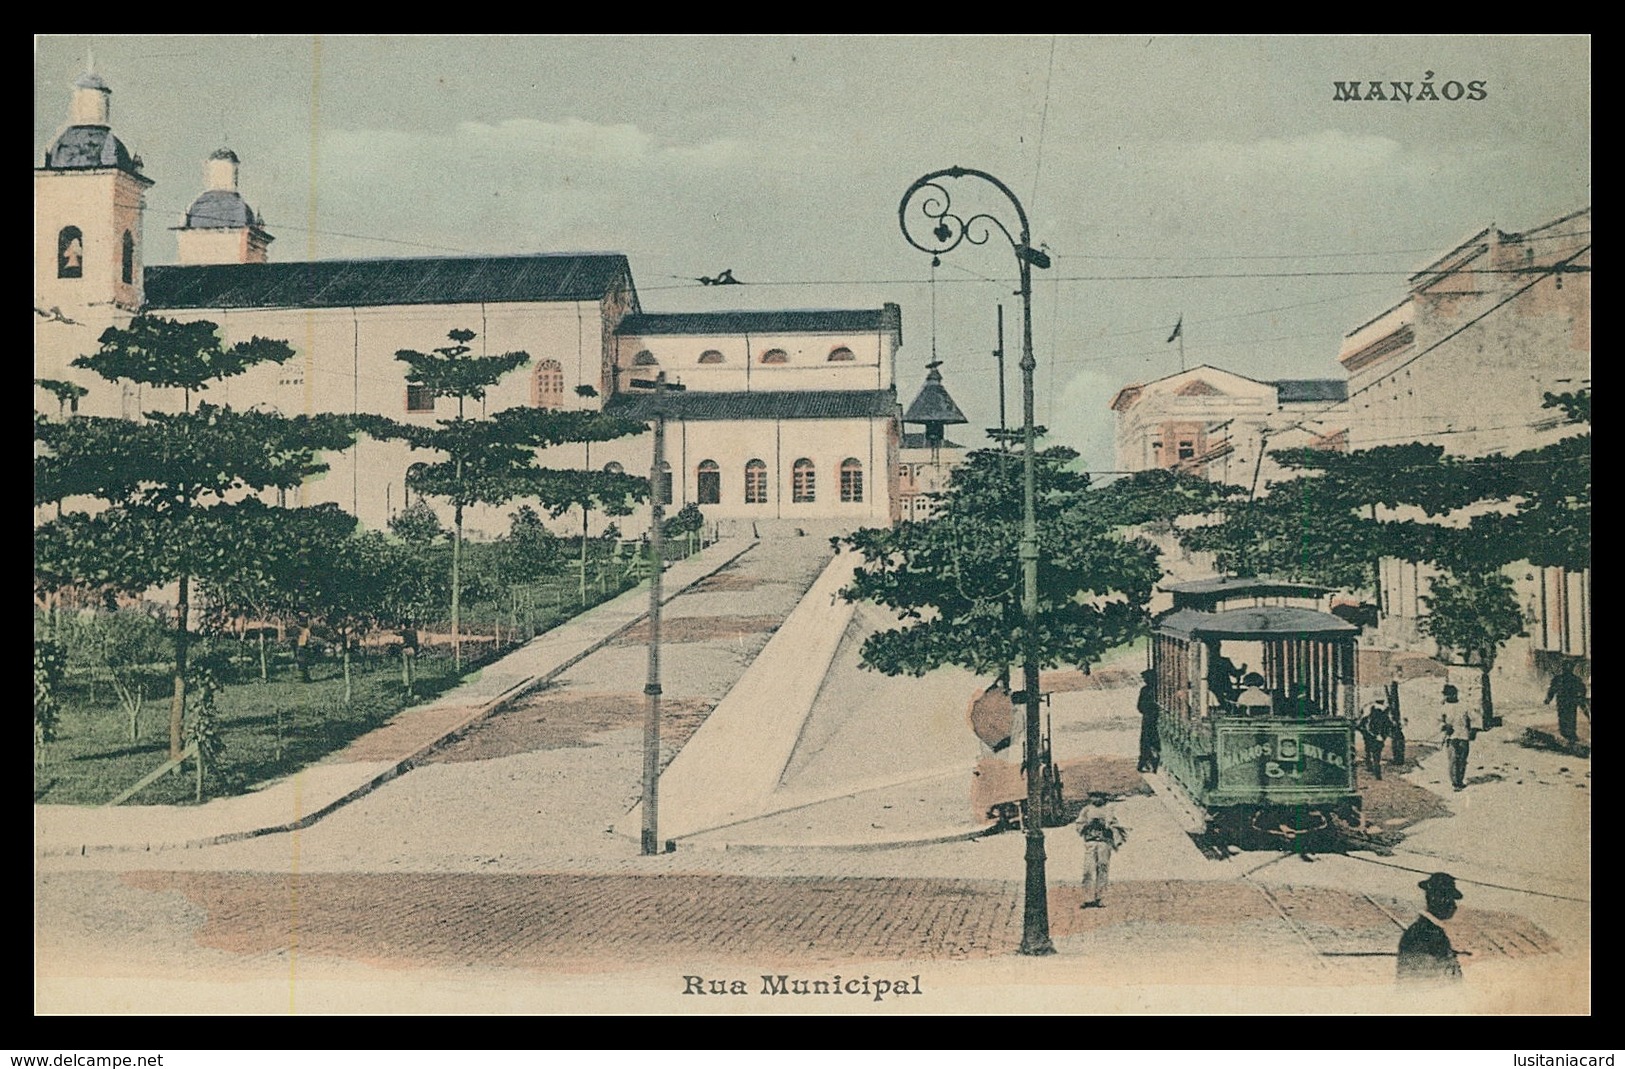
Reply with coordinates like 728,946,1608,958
1544,660,1590,748
1075,793,1127,908
1440,684,1476,791
1387,665,1407,766
1397,872,1466,983
1137,669,1161,773
1357,699,1393,780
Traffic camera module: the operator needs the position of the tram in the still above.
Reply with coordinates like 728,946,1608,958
1152,577,1364,843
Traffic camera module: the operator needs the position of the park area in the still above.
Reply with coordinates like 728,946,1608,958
32,531,707,807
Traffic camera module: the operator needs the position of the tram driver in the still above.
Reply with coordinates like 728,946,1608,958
1237,672,1274,716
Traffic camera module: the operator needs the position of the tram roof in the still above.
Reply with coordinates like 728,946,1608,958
1163,576,1330,609
1157,605,1359,641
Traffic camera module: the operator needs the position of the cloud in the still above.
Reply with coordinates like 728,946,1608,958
456,117,653,162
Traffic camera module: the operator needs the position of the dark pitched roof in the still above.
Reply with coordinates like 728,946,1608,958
903,364,968,425
144,253,633,311
606,388,897,422
1272,379,1348,403
618,306,899,338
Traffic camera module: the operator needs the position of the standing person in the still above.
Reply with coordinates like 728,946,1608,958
1387,665,1407,766
1440,684,1475,791
1357,699,1393,780
1397,872,1466,983
1075,793,1127,908
1544,660,1590,748
1207,651,1240,708
1136,669,1161,773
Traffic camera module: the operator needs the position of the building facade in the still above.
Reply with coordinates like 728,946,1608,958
1108,365,1346,492
34,73,906,542
1335,208,1592,669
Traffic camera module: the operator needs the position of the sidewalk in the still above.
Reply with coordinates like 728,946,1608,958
33,537,759,858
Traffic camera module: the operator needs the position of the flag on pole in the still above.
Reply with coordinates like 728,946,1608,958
1167,317,1183,344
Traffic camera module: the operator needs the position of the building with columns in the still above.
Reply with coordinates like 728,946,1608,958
1108,365,1346,493
34,72,906,540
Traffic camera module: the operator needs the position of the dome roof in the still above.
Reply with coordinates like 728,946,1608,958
43,125,139,173
209,147,240,162
74,71,109,90
184,189,259,229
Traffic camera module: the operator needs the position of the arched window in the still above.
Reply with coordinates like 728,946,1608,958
828,346,855,362
532,358,565,408
121,231,134,285
840,458,864,503
760,348,789,365
658,460,674,506
633,349,659,366
697,460,721,504
744,459,768,504
57,226,84,279
698,349,726,365
793,458,816,503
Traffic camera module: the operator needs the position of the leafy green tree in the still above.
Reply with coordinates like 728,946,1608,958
34,639,66,766
35,378,88,420
1418,567,1527,725
838,444,1161,682
662,502,706,554
388,499,446,548
35,316,357,758
389,330,646,666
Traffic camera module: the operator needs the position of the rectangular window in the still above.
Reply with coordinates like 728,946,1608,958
745,464,768,504
793,465,816,503
406,385,436,413
1177,440,1196,461
659,470,674,506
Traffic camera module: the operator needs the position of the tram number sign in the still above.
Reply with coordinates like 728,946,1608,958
1215,727,1350,790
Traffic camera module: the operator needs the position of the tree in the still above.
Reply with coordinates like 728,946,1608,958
35,315,357,758
838,443,1161,683
1419,567,1526,726
35,378,88,420
389,330,646,665
34,639,65,767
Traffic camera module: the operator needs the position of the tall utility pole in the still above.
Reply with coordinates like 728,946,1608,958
900,166,1055,956
631,372,684,856
995,303,1008,450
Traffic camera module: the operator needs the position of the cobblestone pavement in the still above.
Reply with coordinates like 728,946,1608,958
34,536,1589,1013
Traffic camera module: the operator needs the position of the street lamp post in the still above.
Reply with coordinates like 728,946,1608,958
630,371,685,856
899,167,1054,956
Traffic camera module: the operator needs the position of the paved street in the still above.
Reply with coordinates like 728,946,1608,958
34,535,1590,1014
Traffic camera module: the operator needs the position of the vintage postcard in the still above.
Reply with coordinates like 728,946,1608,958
34,35,1589,1016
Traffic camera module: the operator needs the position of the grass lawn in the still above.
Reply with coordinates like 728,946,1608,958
34,649,466,807
32,537,703,807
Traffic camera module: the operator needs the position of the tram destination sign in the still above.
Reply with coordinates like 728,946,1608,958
1214,724,1353,791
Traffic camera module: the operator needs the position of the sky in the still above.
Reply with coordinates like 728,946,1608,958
34,35,1591,471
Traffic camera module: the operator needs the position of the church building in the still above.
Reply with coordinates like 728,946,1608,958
35,72,905,539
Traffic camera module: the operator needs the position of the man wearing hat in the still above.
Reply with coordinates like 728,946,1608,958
1237,672,1274,716
1075,793,1128,908
1358,698,1393,780
1398,872,1466,982
1136,668,1161,773
1439,683,1476,791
